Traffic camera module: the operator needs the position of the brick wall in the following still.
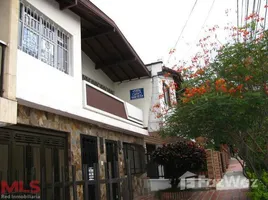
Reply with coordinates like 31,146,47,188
206,148,230,184
206,149,215,180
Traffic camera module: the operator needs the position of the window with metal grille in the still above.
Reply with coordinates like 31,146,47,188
18,1,70,74
123,143,145,175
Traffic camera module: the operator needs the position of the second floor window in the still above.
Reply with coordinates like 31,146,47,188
18,1,70,74
163,82,171,107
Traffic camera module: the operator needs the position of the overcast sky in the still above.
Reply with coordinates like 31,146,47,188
90,0,264,66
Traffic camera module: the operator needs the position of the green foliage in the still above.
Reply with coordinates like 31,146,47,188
160,30,268,183
248,171,268,200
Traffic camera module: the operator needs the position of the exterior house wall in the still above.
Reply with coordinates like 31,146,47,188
0,0,18,125
114,62,177,131
114,78,152,127
17,104,146,200
82,51,115,92
16,0,82,114
16,0,147,136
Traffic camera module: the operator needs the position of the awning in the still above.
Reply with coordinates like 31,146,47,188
57,0,150,82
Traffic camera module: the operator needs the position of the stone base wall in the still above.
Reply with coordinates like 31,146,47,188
17,105,146,199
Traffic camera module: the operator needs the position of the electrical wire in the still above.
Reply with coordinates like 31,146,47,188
180,0,216,62
237,0,240,41
245,0,250,28
254,0,262,38
252,0,256,14
167,0,199,64
264,0,268,30
241,0,244,27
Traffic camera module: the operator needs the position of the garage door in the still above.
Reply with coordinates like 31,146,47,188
0,125,68,198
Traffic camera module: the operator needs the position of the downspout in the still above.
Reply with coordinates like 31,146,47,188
0,41,6,97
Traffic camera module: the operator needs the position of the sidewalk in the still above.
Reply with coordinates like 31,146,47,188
137,158,251,200
188,158,250,199
216,158,249,190
188,189,249,200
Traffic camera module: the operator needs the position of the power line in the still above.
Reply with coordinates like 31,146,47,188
252,0,256,14
241,0,244,27
167,0,199,64
237,0,239,31
254,0,262,38
245,0,250,28
264,0,268,30
180,0,216,61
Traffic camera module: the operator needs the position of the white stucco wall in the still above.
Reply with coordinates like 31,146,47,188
17,0,82,111
114,62,177,132
82,51,115,91
16,0,148,136
149,179,171,191
148,63,177,132
114,78,152,127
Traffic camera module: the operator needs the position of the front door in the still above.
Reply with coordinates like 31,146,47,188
81,135,98,200
106,140,119,200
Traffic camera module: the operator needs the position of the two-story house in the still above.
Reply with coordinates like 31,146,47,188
0,0,182,199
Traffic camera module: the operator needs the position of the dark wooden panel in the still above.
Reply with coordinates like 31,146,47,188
86,85,127,119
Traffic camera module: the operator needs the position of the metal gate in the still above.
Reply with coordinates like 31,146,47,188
81,135,98,200
0,125,68,199
106,140,119,200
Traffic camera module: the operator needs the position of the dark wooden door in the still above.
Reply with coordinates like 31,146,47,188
106,140,119,200
81,135,98,200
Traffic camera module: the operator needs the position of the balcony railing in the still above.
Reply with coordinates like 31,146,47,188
82,80,144,126
0,40,6,97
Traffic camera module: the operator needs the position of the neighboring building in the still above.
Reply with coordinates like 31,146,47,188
0,0,183,199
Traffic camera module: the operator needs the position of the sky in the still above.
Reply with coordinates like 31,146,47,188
90,0,264,66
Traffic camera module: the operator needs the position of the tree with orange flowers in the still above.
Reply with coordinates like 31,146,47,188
159,12,268,191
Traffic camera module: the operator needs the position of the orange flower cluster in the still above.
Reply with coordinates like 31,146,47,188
245,75,253,81
244,56,253,66
156,113,162,119
245,13,259,21
228,84,243,94
196,69,205,75
236,84,243,91
164,72,171,78
153,103,160,109
159,94,164,99
182,79,247,104
215,78,227,92
182,84,210,103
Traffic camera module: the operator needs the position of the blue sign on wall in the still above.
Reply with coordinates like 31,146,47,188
130,88,144,100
